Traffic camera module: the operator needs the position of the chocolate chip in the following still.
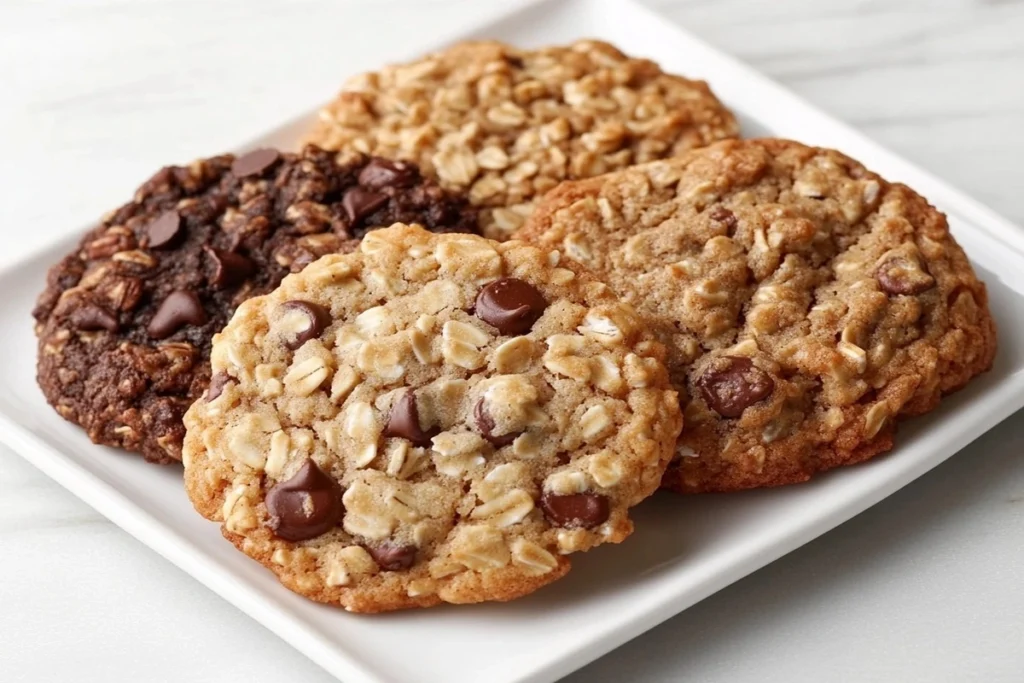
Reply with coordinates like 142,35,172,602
70,304,119,332
473,397,519,448
145,210,183,249
206,372,231,401
342,187,389,226
205,247,255,288
475,278,547,335
280,300,331,350
147,290,208,339
696,355,774,418
384,390,438,447
708,205,737,231
539,492,610,529
265,459,343,541
365,542,417,571
876,257,935,295
358,158,417,189
231,148,281,178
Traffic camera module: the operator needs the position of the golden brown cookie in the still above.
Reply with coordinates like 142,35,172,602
517,138,997,492
305,39,739,241
182,224,681,612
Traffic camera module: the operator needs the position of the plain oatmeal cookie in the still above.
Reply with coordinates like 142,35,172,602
516,138,996,492
305,39,739,241
34,146,478,463
182,223,681,612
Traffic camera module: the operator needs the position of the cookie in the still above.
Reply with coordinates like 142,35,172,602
34,146,478,463
305,39,739,241
516,138,997,492
182,223,681,612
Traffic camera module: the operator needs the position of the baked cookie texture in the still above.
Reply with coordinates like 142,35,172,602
305,39,739,241
516,138,996,492
34,146,478,463
182,223,681,612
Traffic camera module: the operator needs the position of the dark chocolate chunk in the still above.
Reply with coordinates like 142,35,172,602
206,372,231,402
384,390,438,447
145,210,183,249
876,257,935,295
70,304,119,333
342,187,389,225
539,492,610,529
147,290,207,339
231,148,281,177
265,459,344,541
473,397,519,448
280,300,331,350
365,542,417,571
358,158,418,189
696,355,774,418
206,247,255,288
475,278,547,335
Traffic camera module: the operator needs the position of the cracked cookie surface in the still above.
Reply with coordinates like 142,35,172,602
182,223,681,612
34,146,478,463
305,39,739,241
516,138,996,492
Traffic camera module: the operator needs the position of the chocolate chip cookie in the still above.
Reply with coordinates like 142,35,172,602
182,223,681,612
305,39,739,241
516,138,997,492
34,146,478,464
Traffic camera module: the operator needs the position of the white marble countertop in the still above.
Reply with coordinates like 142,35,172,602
2,1,1023,681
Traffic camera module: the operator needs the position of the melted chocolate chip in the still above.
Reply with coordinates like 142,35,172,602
708,205,737,231
539,492,610,529
696,356,774,418
365,542,417,571
475,278,547,335
147,290,207,339
384,391,438,447
473,397,519,448
358,158,417,189
231,148,281,177
206,372,231,401
145,210,183,249
876,257,935,295
265,459,343,541
70,304,119,332
205,247,255,288
342,187,389,225
280,300,331,350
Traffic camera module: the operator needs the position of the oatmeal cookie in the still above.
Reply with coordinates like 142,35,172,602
182,223,681,612
34,147,478,463
305,39,739,241
517,138,996,492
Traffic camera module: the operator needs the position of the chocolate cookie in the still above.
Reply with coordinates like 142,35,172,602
305,39,739,241
516,138,997,492
182,224,681,612
34,146,478,463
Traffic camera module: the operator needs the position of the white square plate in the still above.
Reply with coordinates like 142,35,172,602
3,0,1024,681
